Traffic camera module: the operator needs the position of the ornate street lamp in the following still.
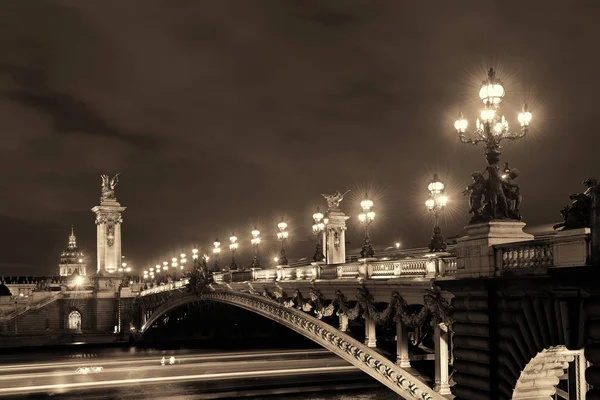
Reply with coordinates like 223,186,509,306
312,208,325,262
250,228,261,268
171,257,178,280
454,68,532,222
192,248,199,273
179,253,187,277
426,173,449,252
358,193,375,258
276,218,289,265
162,261,169,283
213,238,221,272
229,234,238,271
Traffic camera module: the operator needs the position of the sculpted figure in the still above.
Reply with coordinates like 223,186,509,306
463,172,487,220
485,164,509,219
501,163,522,219
321,190,350,210
553,179,596,230
100,173,120,202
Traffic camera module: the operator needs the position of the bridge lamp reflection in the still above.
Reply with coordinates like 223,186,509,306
251,228,261,269
358,193,375,259
276,218,289,266
426,173,448,252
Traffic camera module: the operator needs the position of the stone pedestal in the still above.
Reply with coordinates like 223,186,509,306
553,227,591,267
325,210,350,265
92,200,126,275
456,221,533,278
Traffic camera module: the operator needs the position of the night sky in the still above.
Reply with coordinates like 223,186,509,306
0,1,599,276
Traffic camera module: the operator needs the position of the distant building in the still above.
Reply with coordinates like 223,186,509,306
59,226,86,276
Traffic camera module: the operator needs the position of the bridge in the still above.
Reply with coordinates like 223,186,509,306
2,69,599,400
136,219,598,399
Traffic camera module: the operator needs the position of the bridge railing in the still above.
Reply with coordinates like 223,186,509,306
138,254,457,296
139,279,189,296
212,254,457,284
494,227,591,275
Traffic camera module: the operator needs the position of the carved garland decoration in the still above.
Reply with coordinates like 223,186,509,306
203,290,444,400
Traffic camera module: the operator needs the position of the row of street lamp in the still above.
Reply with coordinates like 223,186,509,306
140,68,532,282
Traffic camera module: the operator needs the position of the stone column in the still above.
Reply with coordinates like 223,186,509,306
364,317,377,348
434,322,451,395
338,314,348,332
325,210,349,264
92,200,126,275
395,321,411,368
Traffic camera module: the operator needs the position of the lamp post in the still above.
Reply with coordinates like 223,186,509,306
358,193,375,258
229,234,238,271
250,228,261,268
213,238,221,272
454,68,532,222
312,208,325,262
171,257,178,281
162,261,169,283
426,173,449,252
192,248,199,273
179,253,187,278
277,218,289,265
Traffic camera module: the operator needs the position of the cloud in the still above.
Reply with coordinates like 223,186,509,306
0,63,158,150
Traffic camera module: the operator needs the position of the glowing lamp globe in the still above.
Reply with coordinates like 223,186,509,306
438,195,449,207
360,198,374,211
428,175,445,194
277,220,288,230
425,198,435,210
479,69,505,105
454,115,468,132
518,105,532,126
312,210,324,222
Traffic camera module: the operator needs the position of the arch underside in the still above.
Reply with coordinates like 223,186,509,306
141,289,445,400
513,346,575,399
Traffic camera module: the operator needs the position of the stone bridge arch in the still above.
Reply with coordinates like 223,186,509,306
140,289,446,400
447,279,587,399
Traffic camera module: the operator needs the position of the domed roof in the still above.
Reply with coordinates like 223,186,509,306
0,284,12,296
60,226,84,265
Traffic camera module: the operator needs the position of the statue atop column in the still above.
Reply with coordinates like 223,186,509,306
100,173,120,203
321,190,350,211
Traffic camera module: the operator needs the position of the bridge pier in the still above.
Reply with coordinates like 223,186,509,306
364,317,377,348
433,322,451,395
395,321,411,368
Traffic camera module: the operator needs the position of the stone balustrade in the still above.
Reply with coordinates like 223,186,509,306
140,255,458,297
494,228,592,275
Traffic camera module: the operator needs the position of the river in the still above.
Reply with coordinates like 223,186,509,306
0,344,397,399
